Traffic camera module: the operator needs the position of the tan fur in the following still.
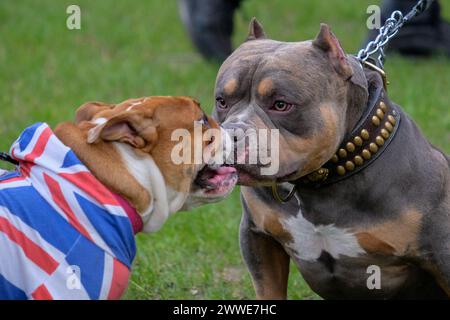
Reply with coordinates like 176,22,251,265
279,104,343,177
224,79,238,96
299,105,343,175
75,101,114,124
355,208,423,256
257,78,273,97
355,232,396,255
55,123,151,213
254,240,290,300
241,187,292,242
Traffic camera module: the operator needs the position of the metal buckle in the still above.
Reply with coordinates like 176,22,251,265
271,183,297,203
361,60,389,90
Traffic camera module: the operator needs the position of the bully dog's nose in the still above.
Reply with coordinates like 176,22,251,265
220,122,257,165
221,122,253,143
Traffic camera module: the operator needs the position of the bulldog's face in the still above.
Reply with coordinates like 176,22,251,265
76,96,237,232
213,20,367,186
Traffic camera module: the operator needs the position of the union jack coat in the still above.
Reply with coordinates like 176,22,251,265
0,123,140,300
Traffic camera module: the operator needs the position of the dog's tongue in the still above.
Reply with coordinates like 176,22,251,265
208,166,236,185
215,166,236,175
195,165,237,191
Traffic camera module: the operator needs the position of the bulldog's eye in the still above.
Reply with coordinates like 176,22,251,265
271,100,293,112
215,97,228,110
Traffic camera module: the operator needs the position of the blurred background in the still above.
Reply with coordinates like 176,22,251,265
0,0,449,299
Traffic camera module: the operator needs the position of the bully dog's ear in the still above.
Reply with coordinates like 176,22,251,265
347,57,368,91
246,17,267,41
75,101,114,124
87,109,158,153
313,23,353,79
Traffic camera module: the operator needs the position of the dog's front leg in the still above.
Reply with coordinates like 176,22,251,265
240,207,290,300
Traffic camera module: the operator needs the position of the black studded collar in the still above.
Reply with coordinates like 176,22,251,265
271,63,402,202
296,92,401,189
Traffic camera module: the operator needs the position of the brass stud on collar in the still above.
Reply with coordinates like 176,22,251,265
346,142,355,153
307,168,329,182
375,136,385,146
380,128,390,139
354,136,363,146
376,109,385,119
372,116,380,126
385,122,394,132
354,155,364,166
331,154,339,163
388,115,396,125
379,101,387,112
338,148,347,158
345,161,355,171
362,149,371,160
369,143,378,153
361,129,370,140
337,165,346,176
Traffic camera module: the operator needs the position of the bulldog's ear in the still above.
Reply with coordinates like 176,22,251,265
87,111,158,152
312,23,353,79
246,17,267,41
75,101,114,124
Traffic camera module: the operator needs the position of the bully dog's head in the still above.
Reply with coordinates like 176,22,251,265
213,19,368,186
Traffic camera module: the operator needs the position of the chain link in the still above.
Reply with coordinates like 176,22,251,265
357,0,434,67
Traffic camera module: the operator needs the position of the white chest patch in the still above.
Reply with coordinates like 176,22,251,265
281,211,365,261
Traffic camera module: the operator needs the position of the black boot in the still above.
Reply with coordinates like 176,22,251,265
365,0,450,57
178,0,242,62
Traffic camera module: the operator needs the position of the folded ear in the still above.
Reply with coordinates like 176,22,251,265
75,101,114,124
246,17,267,41
312,23,353,79
87,111,158,152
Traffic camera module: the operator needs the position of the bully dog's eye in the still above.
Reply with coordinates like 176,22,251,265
271,100,293,112
215,97,228,110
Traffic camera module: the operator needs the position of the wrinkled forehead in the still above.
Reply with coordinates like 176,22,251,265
215,40,320,89
118,96,202,115
135,97,218,130
93,96,205,122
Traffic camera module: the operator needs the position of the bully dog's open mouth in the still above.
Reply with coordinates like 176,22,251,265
194,164,238,197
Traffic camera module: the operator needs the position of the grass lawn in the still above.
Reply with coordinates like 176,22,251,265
0,0,449,299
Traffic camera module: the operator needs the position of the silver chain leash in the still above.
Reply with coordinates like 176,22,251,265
357,0,435,67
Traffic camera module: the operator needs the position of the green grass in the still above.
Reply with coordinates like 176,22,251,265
0,0,448,299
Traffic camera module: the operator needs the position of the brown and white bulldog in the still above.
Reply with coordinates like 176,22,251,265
57,96,237,232
0,96,237,300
